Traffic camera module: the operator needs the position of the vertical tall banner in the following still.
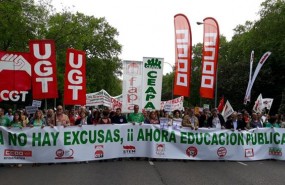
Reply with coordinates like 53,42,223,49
244,50,254,104
0,51,31,102
200,17,220,99
173,14,192,97
244,52,271,104
29,40,58,99
64,49,86,105
142,57,163,110
122,61,143,113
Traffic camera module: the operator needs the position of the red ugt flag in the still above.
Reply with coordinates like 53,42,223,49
64,49,86,105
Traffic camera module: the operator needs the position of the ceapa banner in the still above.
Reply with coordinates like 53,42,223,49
142,57,163,111
1,126,285,163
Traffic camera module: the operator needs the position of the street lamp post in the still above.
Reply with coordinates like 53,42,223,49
164,62,174,100
196,21,219,108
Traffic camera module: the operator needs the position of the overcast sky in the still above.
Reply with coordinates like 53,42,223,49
51,0,265,74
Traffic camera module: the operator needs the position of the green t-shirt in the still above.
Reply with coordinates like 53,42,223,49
127,113,145,123
265,122,280,128
32,119,45,127
0,116,11,127
10,121,23,128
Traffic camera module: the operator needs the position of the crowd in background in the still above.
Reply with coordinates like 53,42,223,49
1,104,285,130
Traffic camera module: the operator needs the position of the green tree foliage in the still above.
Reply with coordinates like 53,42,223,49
218,0,285,113
161,72,174,101
162,0,284,114
0,0,49,51
46,11,122,99
0,0,122,107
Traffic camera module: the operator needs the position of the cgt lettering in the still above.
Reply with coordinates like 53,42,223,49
0,90,28,102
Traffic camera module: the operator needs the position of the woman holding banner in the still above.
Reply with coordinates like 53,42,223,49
30,110,46,128
9,111,24,167
75,110,88,126
144,111,160,124
98,109,112,124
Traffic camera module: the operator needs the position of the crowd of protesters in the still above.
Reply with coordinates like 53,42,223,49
1,104,285,131
1,104,285,167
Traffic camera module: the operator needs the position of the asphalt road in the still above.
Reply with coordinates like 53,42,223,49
1,160,285,185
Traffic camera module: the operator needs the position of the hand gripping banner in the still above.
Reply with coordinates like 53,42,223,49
174,14,192,97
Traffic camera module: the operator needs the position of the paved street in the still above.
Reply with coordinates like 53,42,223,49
1,159,285,185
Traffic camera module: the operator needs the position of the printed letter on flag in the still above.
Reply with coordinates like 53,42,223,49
64,49,86,105
29,40,58,99
174,14,192,97
122,60,143,113
200,17,220,99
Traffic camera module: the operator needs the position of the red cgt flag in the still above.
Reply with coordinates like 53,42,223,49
217,96,225,112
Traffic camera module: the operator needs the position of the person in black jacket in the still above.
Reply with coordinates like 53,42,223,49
207,108,225,129
225,112,247,130
111,108,127,124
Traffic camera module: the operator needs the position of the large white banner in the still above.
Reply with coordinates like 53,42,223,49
1,125,285,163
160,96,184,111
122,60,143,113
86,89,112,107
142,57,163,111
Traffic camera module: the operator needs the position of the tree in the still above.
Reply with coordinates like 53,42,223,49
0,0,49,51
215,0,285,113
46,11,122,99
0,0,123,107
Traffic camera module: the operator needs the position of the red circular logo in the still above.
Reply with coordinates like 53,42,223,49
56,149,64,157
217,147,227,158
186,146,198,157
